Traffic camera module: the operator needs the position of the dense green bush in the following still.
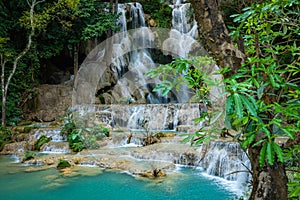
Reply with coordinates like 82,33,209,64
62,111,110,152
0,126,12,151
57,159,71,169
136,0,173,28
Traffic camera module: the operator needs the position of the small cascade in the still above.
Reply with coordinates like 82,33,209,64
31,129,67,142
31,129,70,154
40,142,71,154
200,141,251,184
71,103,202,131
130,148,200,166
172,1,197,37
109,132,143,147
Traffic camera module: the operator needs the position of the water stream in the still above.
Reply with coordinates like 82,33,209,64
0,156,241,200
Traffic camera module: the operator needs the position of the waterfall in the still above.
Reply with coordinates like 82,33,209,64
74,1,206,105
200,141,251,193
172,0,198,37
113,3,164,104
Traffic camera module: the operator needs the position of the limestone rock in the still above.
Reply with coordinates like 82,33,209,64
149,19,157,27
45,158,55,165
138,168,166,178
22,84,72,122
0,142,27,154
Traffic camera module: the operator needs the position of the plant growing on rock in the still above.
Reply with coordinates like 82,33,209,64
57,159,71,169
62,111,110,152
23,151,35,161
137,119,160,146
34,134,51,151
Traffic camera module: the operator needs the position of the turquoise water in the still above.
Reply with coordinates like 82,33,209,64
0,156,237,200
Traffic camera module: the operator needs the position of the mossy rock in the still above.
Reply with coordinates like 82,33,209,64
57,159,71,169
24,126,34,133
49,121,61,127
23,151,35,162
18,121,33,126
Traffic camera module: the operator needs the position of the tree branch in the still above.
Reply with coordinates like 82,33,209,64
4,0,37,93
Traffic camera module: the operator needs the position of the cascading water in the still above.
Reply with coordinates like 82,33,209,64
199,141,251,194
172,0,197,37
31,129,70,154
71,103,202,131
113,3,167,104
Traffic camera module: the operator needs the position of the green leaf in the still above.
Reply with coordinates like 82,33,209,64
282,127,296,139
272,142,284,163
162,88,170,96
209,110,223,125
226,95,234,115
257,84,264,99
240,95,257,117
252,139,265,147
267,142,275,166
242,132,256,147
233,93,243,118
260,143,267,167
261,126,271,139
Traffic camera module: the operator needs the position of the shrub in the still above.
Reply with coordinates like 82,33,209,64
57,159,71,169
24,151,35,161
0,126,12,151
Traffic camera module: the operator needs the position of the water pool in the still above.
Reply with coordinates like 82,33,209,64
0,156,239,200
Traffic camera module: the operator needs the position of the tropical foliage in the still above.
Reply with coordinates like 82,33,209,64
0,0,119,126
62,111,110,152
148,0,300,198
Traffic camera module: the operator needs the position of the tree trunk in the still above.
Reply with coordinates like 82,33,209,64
190,0,244,75
248,145,288,200
1,61,6,127
73,43,79,79
1,0,39,127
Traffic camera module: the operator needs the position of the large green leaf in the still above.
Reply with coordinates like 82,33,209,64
226,95,234,115
240,94,257,117
272,142,284,163
267,142,275,166
233,93,243,119
242,132,256,147
260,143,267,167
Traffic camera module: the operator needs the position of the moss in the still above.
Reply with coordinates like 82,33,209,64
18,121,33,126
0,126,11,151
24,126,34,133
24,151,35,161
57,159,71,169
98,94,105,104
